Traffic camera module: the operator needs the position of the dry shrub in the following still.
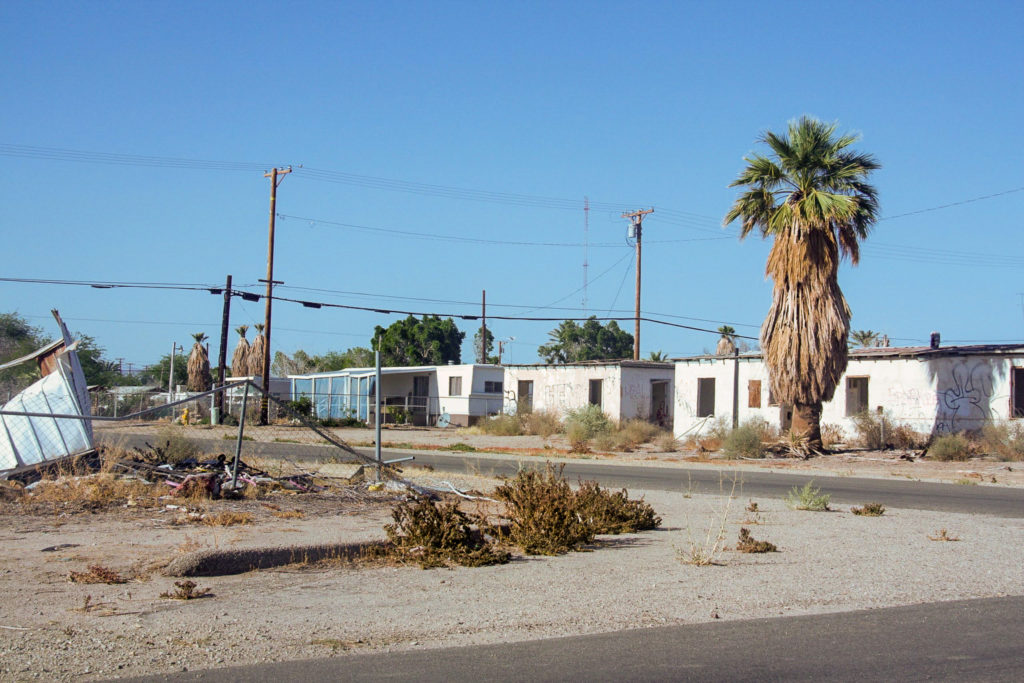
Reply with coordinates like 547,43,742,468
889,424,927,450
68,565,128,584
564,405,612,441
735,527,777,553
654,432,681,452
202,511,253,526
573,480,661,534
851,502,886,516
927,433,972,461
928,528,960,542
521,410,562,437
820,423,845,448
722,420,767,459
477,414,523,436
150,427,203,464
494,464,594,555
980,421,1024,461
385,496,510,568
566,422,592,453
272,509,305,519
29,473,155,508
160,580,211,600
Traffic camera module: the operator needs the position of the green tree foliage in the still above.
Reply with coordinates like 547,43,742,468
0,313,47,394
849,329,879,348
314,346,374,370
538,317,634,363
372,316,465,367
473,327,499,364
141,352,188,390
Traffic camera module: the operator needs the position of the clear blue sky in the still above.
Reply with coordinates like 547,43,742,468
2,0,1022,371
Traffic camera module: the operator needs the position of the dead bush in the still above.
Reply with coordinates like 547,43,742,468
573,480,661,534
851,502,886,516
160,580,211,600
68,565,128,584
820,423,845,448
385,496,510,568
149,427,204,464
29,473,155,508
476,414,523,436
521,410,562,437
494,464,594,555
980,421,1024,461
735,527,777,553
850,411,926,450
202,511,253,526
654,432,681,452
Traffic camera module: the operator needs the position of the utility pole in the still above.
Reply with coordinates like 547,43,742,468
259,167,291,424
622,208,653,361
214,274,232,425
168,342,181,403
480,290,487,364
583,197,589,313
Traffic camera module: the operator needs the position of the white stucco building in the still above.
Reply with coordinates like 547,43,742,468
289,363,504,427
503,361,674,426
672,344,1024,438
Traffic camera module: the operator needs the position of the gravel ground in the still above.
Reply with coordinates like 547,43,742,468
0,468,1021,682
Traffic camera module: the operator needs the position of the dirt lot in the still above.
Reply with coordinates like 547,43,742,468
0,453,1021,681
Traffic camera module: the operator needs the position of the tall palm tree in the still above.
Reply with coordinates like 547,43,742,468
186,332,211,392
849,329,879,348
715,325,737,356
724,117,879,451
248,323,266,379
231,325,250,377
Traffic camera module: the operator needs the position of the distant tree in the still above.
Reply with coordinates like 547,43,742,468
715,325,737,356
538,317,634,363
0,313,47,394
231,325,250,377
474,327,499,364
648,350,668,361
849,329,879,348
141,352,188,390
372,315,465,367
75,335,133,387
314,346,374,370
187,332,211,392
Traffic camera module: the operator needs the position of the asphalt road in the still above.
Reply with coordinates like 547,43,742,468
100,433,1024,517
128,595,1024,682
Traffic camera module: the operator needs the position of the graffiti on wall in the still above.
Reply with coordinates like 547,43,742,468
933,361,995,433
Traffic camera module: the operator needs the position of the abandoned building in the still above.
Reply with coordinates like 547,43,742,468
672,342,1024,438
288,363,505,427
502,361,674,427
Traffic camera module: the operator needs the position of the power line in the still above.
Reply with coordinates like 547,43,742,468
878,186,1024,221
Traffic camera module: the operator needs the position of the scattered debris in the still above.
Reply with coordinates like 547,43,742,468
68,565,128,585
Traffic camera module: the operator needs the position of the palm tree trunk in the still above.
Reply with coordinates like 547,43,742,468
791,402,823,452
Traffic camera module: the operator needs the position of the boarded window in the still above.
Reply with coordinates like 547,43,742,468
697,378,715,417
768,386,778,406
748,380,762,408
448,376,462,396
484,380,503,393
589,379,603,407
1013,368,1024,418
846,377,869,416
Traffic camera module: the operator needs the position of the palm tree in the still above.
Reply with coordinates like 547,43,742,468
849,329,879,348
724,117,879,451
248,323,266,379
186,332,211,392
715,325,737,356
231,325,250,377
648,350,668,361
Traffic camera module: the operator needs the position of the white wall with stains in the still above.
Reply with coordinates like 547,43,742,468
502,363,674,423
673,349,1024,437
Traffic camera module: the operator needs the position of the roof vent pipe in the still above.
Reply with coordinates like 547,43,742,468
929,331,940,349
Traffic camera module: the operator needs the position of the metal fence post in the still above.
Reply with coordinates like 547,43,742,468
231,383,250,488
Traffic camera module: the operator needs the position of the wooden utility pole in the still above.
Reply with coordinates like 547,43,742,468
259,167,291,424
622,208,653,360
480,290,487,364
214,274,232,424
